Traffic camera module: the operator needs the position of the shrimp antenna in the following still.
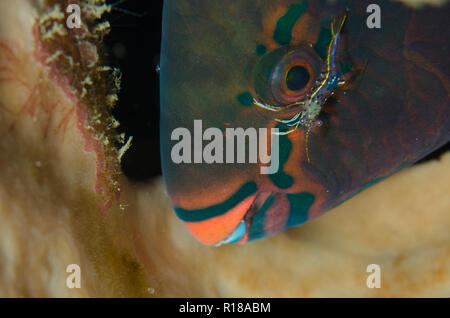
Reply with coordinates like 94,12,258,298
331,9,349,36
110,0,147,18
253,10,350,162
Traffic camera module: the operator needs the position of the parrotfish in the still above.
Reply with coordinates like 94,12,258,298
159,0,449,245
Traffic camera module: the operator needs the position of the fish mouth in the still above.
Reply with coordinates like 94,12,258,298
214,219,247,246
214,191,273,246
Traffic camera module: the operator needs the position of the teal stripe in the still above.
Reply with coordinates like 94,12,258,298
273,1,308,46
269,124,294,189
174,182,257,222
286,192,315,227
248,195,275,240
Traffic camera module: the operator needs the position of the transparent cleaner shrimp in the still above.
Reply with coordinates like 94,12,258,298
253,11,348,163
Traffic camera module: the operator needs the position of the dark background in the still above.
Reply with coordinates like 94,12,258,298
105,0,164,181
103,0,447,183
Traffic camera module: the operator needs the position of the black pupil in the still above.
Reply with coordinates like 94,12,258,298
286,66,310,91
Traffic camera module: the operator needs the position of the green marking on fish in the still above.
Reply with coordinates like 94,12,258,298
248,195,275,240
340,61,353,75
237,91,254,107
269,124,294,189
273,1,308,46
286,192,315,227
174,182,257,222
256,44,267,56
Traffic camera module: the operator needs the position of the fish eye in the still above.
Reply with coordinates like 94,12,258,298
252,45,321,107
285,65,310,92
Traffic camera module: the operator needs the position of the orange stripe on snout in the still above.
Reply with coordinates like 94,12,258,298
184,194,256,245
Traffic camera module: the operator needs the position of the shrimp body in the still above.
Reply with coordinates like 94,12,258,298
253,12,348,162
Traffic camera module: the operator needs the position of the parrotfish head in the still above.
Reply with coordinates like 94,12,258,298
159,0,450,245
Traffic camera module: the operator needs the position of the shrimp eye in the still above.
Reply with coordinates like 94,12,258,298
252,45,321,106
